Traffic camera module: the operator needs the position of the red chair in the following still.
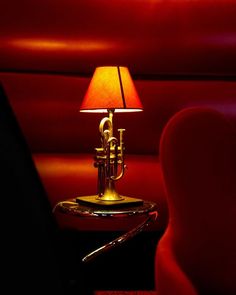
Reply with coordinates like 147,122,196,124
155,107,236,295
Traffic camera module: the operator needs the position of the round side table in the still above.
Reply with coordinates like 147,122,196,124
53,199,158,262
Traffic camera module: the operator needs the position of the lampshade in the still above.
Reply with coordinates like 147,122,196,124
80,66,143,113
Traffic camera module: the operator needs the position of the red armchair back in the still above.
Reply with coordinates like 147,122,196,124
155,107,236,295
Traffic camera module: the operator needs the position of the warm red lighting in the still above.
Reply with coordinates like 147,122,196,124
7,38,114,52
80,66,143,113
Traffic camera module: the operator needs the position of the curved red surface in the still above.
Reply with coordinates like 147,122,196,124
0,0,236,77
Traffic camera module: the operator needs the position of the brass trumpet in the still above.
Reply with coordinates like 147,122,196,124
77,109,143,207
95,109,126,201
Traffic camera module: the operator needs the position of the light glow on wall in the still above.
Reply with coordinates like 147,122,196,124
6,38,115,52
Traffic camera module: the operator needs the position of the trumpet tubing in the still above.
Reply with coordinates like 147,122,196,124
94,110,126,200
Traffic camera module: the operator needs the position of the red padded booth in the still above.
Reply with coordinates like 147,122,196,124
1,0,236,292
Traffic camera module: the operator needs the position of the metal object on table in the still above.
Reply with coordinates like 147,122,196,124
53,199,158,263
76,109,144,207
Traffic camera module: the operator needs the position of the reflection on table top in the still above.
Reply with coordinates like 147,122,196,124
53,198,157,218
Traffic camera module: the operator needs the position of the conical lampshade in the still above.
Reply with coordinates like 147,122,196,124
80,66,143,113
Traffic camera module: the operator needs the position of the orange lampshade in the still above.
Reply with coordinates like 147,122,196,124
80,66,143,113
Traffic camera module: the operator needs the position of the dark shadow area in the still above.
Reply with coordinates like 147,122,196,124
59,230,164,292
0,83,91,295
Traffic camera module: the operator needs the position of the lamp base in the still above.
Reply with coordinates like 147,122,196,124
76,195,143,208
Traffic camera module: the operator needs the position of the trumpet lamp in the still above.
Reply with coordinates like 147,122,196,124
77,66,143,207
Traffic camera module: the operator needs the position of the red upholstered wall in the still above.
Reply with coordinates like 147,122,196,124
1,0,236,77
1,72,236,155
